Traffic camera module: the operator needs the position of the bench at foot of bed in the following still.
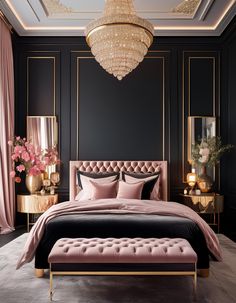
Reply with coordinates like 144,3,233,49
48,237,198,301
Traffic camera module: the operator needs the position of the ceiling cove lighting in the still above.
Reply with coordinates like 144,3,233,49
85,0,154,80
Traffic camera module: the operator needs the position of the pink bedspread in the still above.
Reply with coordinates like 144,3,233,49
16,199,222,269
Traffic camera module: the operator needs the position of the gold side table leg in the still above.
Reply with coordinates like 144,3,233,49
27,213,29,232
218,212,220,233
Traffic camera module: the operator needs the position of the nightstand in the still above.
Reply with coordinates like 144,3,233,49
17,194,58,232
180,193,224,233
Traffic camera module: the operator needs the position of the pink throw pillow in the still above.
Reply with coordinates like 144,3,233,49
116,181,144,199
90,180,118,199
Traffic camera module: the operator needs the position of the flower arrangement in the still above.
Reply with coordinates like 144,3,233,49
8,136,59,183
191,136,233,167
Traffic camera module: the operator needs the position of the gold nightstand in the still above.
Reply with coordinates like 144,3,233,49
17,194,58,232
180,193,224,233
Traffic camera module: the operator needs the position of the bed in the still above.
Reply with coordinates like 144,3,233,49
31,160,219,277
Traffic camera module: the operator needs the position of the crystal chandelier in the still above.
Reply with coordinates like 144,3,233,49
85,0,154,81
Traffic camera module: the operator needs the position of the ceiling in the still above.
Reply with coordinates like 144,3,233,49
0,0,235,36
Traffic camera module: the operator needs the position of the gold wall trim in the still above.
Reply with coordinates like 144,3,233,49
27,56,56,116
74,51,167,161
182,52,218,182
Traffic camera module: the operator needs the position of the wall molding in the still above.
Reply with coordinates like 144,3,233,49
182,51,220,182
70,50,171,163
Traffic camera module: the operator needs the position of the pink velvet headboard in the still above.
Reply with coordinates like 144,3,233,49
69,161,168,201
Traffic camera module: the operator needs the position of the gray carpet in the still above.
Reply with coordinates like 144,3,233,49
0,234,236,303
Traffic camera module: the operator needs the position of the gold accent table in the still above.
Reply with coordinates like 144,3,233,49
17,194,58,232
180,193,224,233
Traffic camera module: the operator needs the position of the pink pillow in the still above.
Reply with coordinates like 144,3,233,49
116,181,144,199
90,180,118,199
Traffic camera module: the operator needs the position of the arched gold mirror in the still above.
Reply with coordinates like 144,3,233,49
188,116,216,164
27,116,58,149
27,116,59,181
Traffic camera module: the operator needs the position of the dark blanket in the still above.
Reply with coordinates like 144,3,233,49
35,213,209,269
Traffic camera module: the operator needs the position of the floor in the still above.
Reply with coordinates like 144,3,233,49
1,233,236,303
0,226,26,248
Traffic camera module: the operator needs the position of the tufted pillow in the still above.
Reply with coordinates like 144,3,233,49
89,180,118,199
75,173,119,201
116,180,144,200
122,172,160,200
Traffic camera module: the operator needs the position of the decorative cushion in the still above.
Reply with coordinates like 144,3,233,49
75,173,119,201
116,181,144,200
77,170,119,188
122,172,159,200
90,180,118,200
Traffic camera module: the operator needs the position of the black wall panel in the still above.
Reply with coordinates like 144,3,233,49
189,58,214,116
27,57,55,116
70,51,170,162
13,36,221,202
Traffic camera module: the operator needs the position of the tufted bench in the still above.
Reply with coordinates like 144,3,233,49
48,237,197,300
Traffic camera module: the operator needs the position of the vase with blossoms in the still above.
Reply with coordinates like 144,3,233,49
25,174,42,194
8,136,60,194
197,165,213,193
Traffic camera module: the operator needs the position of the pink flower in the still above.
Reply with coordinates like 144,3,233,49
8,140,13,146
199,147,210,163
30,153,36,162
11,153,19,161
38,163,46,172
15,176,21,183
35,146,42,156
28,166,41,176
14,145,25,154
16,164,25,172
43,156,50,165
27,144,35,153
10,171,16,178
21,151,30,162
10,136,60,179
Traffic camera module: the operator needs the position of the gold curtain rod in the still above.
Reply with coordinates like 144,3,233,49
0,10,13,33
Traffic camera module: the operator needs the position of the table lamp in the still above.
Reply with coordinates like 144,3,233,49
187,169,197,192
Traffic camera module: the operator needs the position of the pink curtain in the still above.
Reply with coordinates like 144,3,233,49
0,18,15,234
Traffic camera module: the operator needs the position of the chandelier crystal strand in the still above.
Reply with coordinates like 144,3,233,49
85,0,154,80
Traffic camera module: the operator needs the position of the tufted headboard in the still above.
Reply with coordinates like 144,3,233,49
70,160,168,201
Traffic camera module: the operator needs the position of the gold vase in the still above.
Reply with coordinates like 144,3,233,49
25,174,42,194
197,166,213,193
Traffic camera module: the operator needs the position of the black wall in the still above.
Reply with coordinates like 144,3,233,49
13,18,236,215
219,17,236,237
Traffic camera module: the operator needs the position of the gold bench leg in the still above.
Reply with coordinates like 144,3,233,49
49,269,53,301
193,271,197,301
